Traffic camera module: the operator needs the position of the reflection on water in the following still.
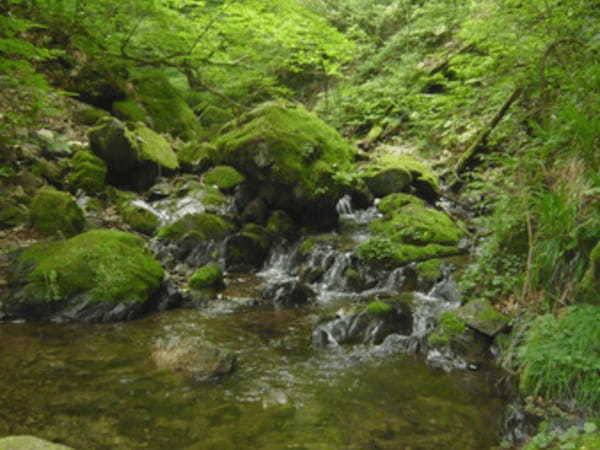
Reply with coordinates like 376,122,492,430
0,307,504,449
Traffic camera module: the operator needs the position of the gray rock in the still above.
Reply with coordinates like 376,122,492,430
0,436,72,450
456,298,510,337
152,337,236,381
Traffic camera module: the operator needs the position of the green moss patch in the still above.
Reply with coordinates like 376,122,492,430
214,101,357,219
131,123,179,170
157,213,235,243
112,98,147,123
118,201,160,235
189,263,223,289
427,311,467,347
366,300,393,316
68,151,107,194
30,187,84,237
357,195,465,268
203,165,246,191
6,230,164,320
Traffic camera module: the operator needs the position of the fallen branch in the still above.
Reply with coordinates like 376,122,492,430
454,86,523,176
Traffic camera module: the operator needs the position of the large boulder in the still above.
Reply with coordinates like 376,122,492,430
1,229,167,322
89,118,179,190
29,187,85,237
224,224,270,272
357,193,466,269
214,101,359,229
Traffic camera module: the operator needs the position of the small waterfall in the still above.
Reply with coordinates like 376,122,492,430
336,194,353,216
132,199,171,225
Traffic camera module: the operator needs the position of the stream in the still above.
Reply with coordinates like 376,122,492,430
0,196,508,449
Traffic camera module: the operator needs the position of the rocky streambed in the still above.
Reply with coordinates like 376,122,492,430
0,101,513,449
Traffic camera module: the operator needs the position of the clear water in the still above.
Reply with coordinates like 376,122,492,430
0,305,505,449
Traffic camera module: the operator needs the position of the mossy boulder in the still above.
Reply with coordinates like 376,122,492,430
189,263,224,290
30,158,63,185
0,436,72,450
89,118,179,190
73,103,111,126
118,200,160,235
29,187,85,237
224,224,270,272
176,141,213,173
157,213,235,244
576,241,600,304
357,193,465,268
127,72,202,140
360,153,440,200
203,165,246,192
2,229,166,322
455,298,510,337
214,101,357,229
67,151,107,194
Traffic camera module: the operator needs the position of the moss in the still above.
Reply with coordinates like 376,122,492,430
118,202,160,235
267,210,295,236
112,98,147,123
366,300,393,316
130,123,179,170
75,105,110,126
14,229,164,305
68,151,107,194
189,263,223,289
214,100,356,203
0,198,29,229
371,201,464,246
416,259,444,282
199,105,233,127
131,71,202,139
31,159,62,183
357,193,465,268
299,236,318,256
30,187,85,237
377,193,425,214
203,165,246,191
157,213,235,243
427,311,467,347
177,141,213,172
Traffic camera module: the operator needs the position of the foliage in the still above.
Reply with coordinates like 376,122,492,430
524,421,600,450
517,305,600,412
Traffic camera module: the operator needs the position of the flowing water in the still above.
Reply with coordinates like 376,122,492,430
0,197,508,449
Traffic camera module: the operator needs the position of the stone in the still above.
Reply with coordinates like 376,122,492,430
189,263,224,289
456,298,510,337
2,229,165,322
152,337,236,381
224,224,270,272
214,100,358,229
89,118,178,190
203,165,246,192
0,436,72,450
67,151,107,194
263,280,316,308
29,187,85,237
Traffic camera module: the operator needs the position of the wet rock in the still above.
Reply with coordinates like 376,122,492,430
456,298,510,337
157,213,235,253
0,436,72,449
29,187,85,237
312,303,412,347
225,224,270,272
152,337,236,381
266,210,296,238
263,280,316,308
2,229,165,322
